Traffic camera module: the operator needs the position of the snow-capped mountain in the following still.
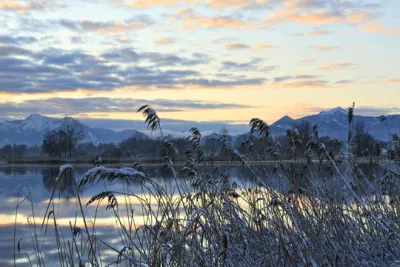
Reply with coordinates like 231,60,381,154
1,108,399,147
0,114,148,146
271,107,400,141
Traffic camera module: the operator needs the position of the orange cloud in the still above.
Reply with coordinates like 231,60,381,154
167,8,253,29
225,42,250,49
154,37,176,45
225,42,277,51
319,62,360,70
0,0,63,12
264,9,375,25
0,1,28,11
296,27,333,36
383,79,400,83
360,22,400,36
255,42,277,49
312,44,339,51
271,80,332,89
206,0,257,9
110,0,201,8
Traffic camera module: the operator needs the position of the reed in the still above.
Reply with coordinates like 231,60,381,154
14,103,400,266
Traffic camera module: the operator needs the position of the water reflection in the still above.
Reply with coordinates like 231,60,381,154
0,163,387,266
42,168,77,199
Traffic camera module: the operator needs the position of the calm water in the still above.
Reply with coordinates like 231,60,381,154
0,163,383,266
0,164,259,266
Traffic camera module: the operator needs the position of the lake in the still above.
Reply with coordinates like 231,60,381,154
0,162,386,266
0,164,262,266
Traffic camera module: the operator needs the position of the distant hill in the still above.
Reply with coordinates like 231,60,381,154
202,107,400,142
270,107,400,141
1,108,399,146
0,114,148,146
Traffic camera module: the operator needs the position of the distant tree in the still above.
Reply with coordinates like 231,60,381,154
61,120,84,158
0,145,13,157
293,120,312,148
42,130,67,157
13,144,27,157
204,138,219,156
352,121,375,156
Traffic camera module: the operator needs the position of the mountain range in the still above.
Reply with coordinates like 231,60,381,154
0,107,399,146
270,107,400,141
0,114,148,146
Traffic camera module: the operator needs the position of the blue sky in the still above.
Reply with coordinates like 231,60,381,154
0,0,399,132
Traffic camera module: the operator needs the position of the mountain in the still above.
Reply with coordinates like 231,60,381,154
0,114,148,146
1,108,399,147
271,107,400,141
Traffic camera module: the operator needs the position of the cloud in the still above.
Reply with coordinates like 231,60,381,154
318,62,359,70
101,48,211,66
225,42,250,49
0,45,266,93
154,37,176,45
0,35,38,45
312,44,339,51
273,74,319,82
271,74,330,89
360,22,400,36
0,0,64,13
264,9,376,25
273,79,331,89
0,97,254,118
383,79,400,83
108,0,188,8
212,37,238,44
299,58,314,63
354,106,400,116
296,27,333,36
0,45,33,56
60,16,154,34
221,58,270,71
254,42,277,49
335,79,353,84
205,0,273,9
225,42,278,51
167,8,254,29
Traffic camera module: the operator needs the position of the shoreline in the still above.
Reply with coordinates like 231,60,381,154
0,157,384,167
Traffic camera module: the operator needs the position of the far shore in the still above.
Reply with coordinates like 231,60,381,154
0,156,384,166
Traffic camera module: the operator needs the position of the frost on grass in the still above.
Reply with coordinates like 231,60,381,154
16,104,400,266
79,166,147,187
56,164,75,181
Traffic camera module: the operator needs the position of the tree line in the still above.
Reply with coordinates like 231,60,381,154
0,120,382,160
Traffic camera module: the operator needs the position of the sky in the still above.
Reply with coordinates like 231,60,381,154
0,0,399,133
